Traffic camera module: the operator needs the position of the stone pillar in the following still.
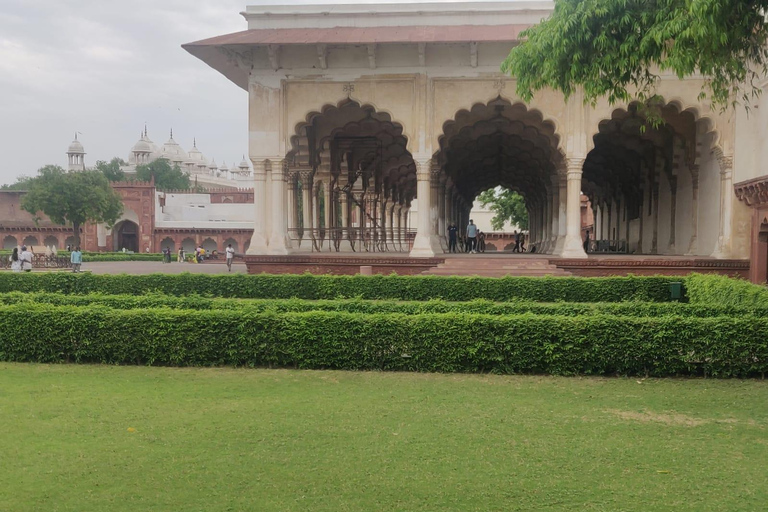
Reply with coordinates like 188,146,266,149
392,203,401,251
553,170,567,253
559,157,588,258
712,151,734,258
686,166,700,255
651,156,661,255
267,159,290,254
543,186,553,253
438,177,447,247
246,159,269,254
668,175,677,253
300,170,314,251
410,159,442,257
286,170,298,241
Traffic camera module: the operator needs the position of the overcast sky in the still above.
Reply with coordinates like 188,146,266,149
0,0,251,186
0,0,535,186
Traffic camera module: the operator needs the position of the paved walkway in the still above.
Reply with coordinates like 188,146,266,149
40,261,248,275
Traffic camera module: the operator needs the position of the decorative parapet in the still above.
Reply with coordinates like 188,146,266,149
734,175,768,208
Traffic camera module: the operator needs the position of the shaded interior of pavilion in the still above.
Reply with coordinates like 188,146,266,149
280,99,722,258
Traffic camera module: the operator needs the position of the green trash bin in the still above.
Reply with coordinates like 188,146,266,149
669,282,683,301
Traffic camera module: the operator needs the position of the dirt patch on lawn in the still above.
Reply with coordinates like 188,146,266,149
606,409,710,427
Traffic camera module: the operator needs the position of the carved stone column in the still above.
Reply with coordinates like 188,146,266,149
712,150,734,258
299,169,314,250
246,159,269,254
266,160,290,254
286,169,299,241
438,176,447,248
559,157,588,258
685,166,700,255
410,158,442,257
668,175,678,253
553,169,567,254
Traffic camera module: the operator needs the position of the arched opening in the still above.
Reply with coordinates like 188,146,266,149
23,236,39,249
286,100,416,253
159,237,175,251
113,221,139,253
585,103,718,256
223,238,239,253
433,98,563,253
181,237,196,255
44,235,59,250
201,238,217,253
3,236,18,250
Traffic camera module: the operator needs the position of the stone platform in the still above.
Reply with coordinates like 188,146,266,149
245,253,750,278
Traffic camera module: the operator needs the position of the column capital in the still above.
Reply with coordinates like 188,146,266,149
712,146,733,172
566,157,585,173
298,169,314,187
414,158,432,181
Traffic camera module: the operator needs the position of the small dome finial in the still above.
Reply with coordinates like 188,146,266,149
193,137,197,148
170,128,173,139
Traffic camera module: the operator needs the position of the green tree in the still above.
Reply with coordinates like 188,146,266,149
94,157,127,182
135,158,191,190
503,0,768,119
1,176,33,190
21,165,123,247
478,188,529,231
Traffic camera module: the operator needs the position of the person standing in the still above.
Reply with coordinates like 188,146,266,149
466,219,478,254
583,229,590,253
225,244,235,272
447,224,458,253
20,245,33,272
512,230,521,253
177,247,184,263
10,247,21,272
70,246,82,273
520,232,526,253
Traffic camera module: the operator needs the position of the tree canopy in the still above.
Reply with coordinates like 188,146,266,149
21,165,123,247
477,188,529,231
135,158,191,190
94,157,127,182
503,0,768,116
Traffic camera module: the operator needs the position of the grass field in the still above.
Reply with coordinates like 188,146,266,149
1,364,766,511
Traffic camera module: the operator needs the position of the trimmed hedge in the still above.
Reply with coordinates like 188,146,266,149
0,304,765,377
1,292,764,318
686,273,768,308
0,273,683,302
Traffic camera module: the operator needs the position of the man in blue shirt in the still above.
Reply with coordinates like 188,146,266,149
70,246,82,273
466,220,478,254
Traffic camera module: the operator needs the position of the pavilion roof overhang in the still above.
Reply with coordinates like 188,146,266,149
182,24,530,90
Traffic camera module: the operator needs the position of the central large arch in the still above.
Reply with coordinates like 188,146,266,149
422,98,565,254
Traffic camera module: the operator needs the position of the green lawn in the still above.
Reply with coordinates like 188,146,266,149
1,364,766,511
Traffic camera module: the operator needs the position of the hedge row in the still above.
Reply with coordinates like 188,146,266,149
0,304,765,377
686,273,768,308
0,273,682,302
1,292,763,318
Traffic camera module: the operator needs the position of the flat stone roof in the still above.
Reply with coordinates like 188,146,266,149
184,24,530,47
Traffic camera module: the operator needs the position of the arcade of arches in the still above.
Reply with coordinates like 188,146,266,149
183,2,757,278
243,97,734,262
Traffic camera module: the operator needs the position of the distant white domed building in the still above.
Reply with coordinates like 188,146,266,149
121,127,251,186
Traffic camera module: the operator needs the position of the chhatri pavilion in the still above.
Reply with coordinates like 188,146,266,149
179,1,766,282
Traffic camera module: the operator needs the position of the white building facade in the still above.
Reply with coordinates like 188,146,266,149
183,1,750,260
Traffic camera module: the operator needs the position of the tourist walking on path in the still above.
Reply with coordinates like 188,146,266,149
225,244,235,272
70,246,82,273
177,247,184,263
20,245,33,272
466,219,478,253
10,248,21,272
520,232,526,253
512,230,521,253
447,224,458,253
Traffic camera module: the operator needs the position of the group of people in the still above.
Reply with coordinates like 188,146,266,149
447,220,487,253
9,245,82,272
162,244,237,271
447,220,528,254
9,246,34,272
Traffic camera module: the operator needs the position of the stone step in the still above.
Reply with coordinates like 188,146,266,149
423,256,571,277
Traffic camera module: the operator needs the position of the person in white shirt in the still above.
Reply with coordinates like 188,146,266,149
225,244,235,272
20,245,33,272
466,220,478,254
